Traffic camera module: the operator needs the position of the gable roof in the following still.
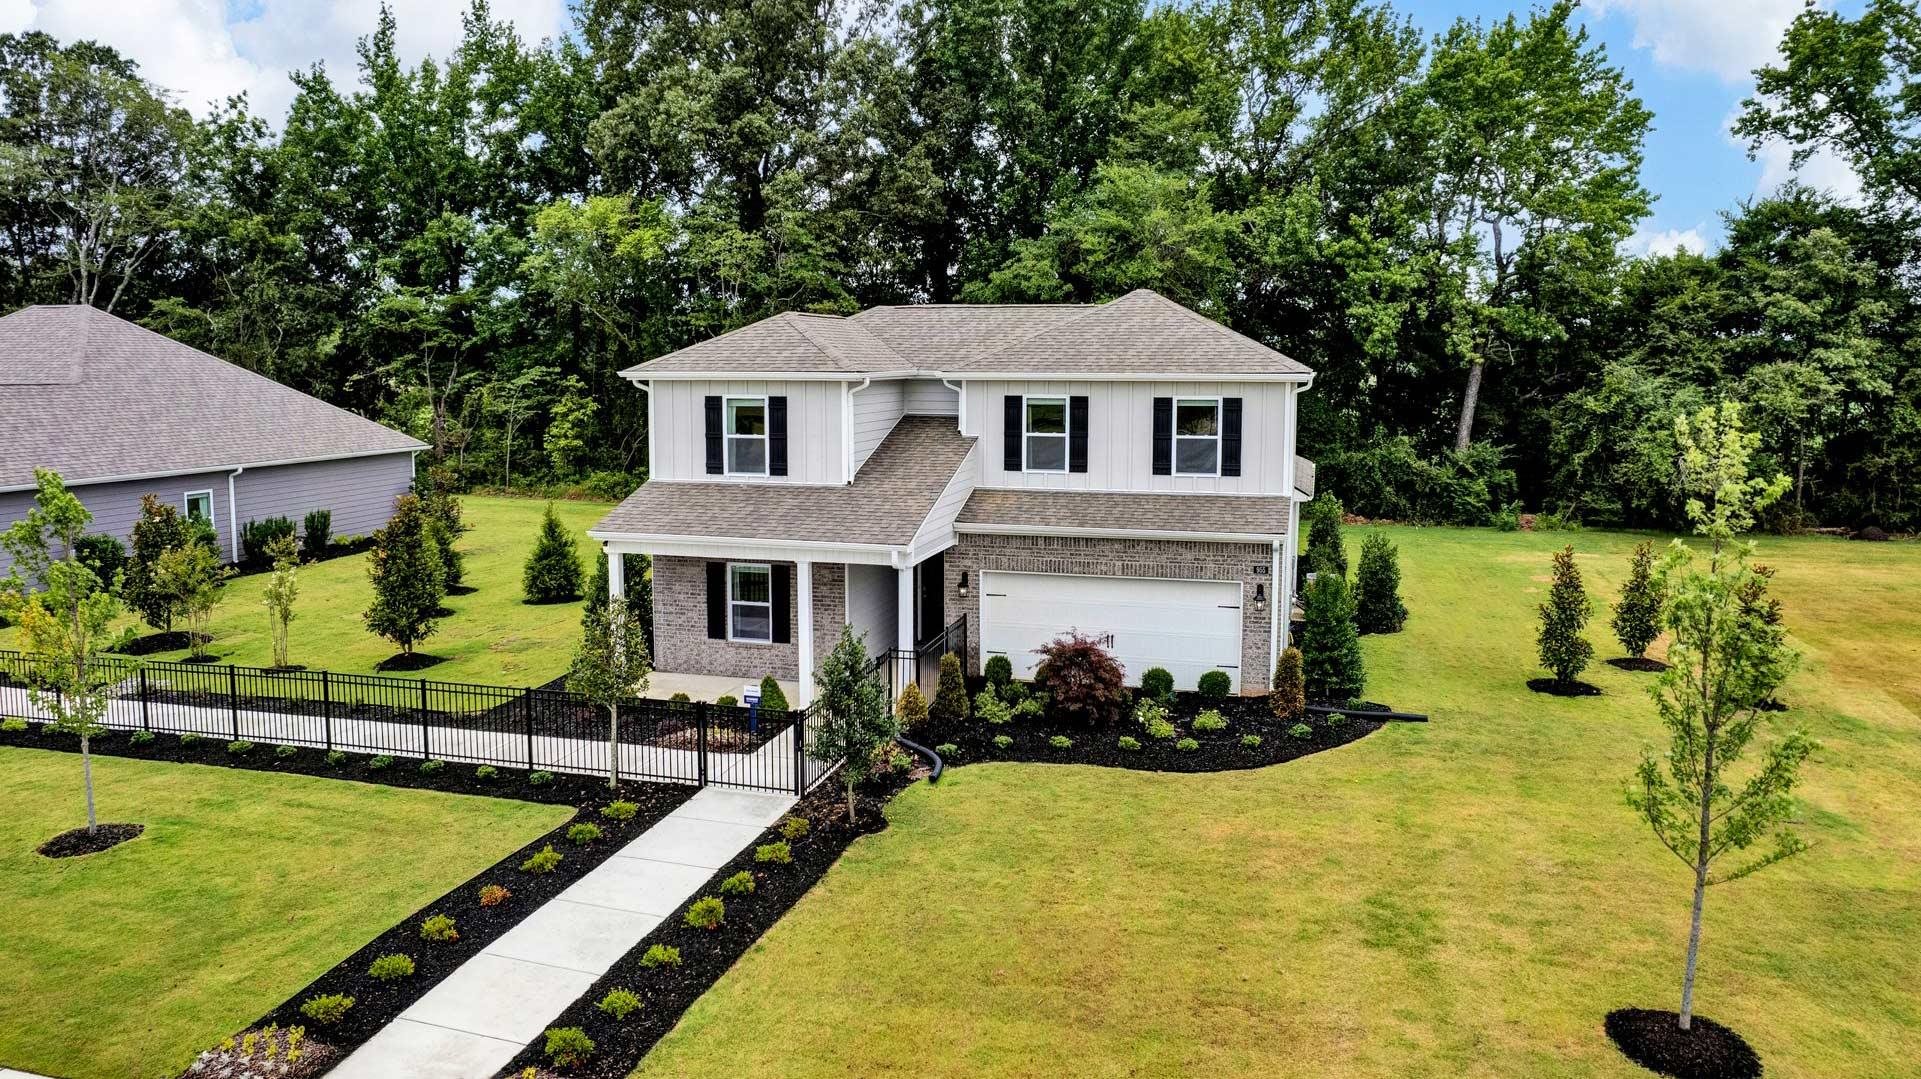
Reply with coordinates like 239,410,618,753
622,289,1311,380
0,305,425,490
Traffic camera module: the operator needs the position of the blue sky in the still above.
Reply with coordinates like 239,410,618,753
0,0,1860,255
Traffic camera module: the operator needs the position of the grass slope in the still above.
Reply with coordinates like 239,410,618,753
630,527,1921,1079
0,748,571,1079
1,495,611,686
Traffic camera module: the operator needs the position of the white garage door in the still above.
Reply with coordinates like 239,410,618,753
980,572,1243,691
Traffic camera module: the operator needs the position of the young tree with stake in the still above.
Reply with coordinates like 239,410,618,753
1627,402,1813,1033
807,625,896,825
569,595,653,787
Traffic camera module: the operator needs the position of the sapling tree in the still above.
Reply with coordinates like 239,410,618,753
417,465,467,589
1,471,127,833
364,494,446,656
1299,574,1364,703
124,494,194,633
1611,540,1664,660
262,534,300,668
569,595,653,787
807,625,895,824
1353,531,1408,633
1305,493,1349,578
1536,545,1594,687
1627,401,1813,1032
155,541,231,660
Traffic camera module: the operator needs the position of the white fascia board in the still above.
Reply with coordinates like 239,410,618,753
590,531,905,566
619,369,917,384
954,522,1284,544
620,368,1312,385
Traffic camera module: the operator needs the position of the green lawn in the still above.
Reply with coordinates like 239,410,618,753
2,495,613,686
0,748,571,1079
631,527,1921,1079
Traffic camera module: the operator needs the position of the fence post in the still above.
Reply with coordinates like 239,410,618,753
524,689,535,771
793,707,805,796
321,670,333,752
228,664,240,741
139,667,150,732
696,702,709,787
419,680,430,760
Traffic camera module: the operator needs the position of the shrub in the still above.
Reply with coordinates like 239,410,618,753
275,743,297,759
523,504,583,603
299,994,354,1025
475,764,498,780
1241,733,1263,747
669,691,691,703
929,652,969,730
521,845,563,874
568,822,602,845
419,914,459,942
1002,679,1030,704
227,740,253,755
179,732,200,745
543,1026,594,1068
1134,699,1177,740
1305,494,1349,577
984,654,1013,689
974,689,1011,726
1538,545,1594,685
1289,722,1312,739
1193,710,1227,732
325,750,346,767
2,717,29,733
1033,632,1128,728
130,729,155,745
684,896,725,930
895,681,929,731
367,954,414,981
1611,540,1664,659
1270,646,1307,721
597,988,642,1021
719,870,756,895
419,758,445,774
1011,697,1043,721
1117,735,1141,751
529,770,555,786
639,944,682,968
477,884,510,907
1299,574,1365,702
993,734,1013,749
602,800,638,821
301,509,332,560
754,841,792,864
74,533,127,587
1493,501,1523,531
1175,737,1199,752
369,754,393,771
779,816,810,841
1196,670,1232,700
935,742,958,756
757,675,790,713
715,694,739,708
363,493,445,656
241,516,297,565
1354,532,1409,633
1049,734,1073,749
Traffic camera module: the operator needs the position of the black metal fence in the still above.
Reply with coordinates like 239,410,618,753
0,650,820,795
868,614,969,715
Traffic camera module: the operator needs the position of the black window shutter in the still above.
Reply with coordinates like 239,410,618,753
772,565,793,644
1222,397,1243,477
704,396,724,475
1002,395,1023,471
1152,397,1173,475
706,561,726,638
768,396,788,476
1069,395,1089,473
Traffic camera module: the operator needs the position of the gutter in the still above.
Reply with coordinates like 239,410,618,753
843,377,871,484
226,466,245,562
955,522,1283,545
0,445,425,494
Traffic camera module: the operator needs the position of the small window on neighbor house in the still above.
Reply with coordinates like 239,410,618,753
1174,398,1220,476
729,563,773,643
1023,396,1068,472
725,397,768,476
183,490,213,524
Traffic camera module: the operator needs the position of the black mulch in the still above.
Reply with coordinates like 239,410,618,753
496,780,904,1078
1608,657,1670,673
115,631,212,656
37,822,144,857
447,584,480,596
1528,677,1603,696
375,652,445,672
1605,1008,1762,1079
1757,698,1789,713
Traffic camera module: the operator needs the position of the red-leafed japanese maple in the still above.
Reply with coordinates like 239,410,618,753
1032,632,1129,728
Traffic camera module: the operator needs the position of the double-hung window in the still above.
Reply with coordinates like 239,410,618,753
728,563,773,643
1023,396,1069,473
183,490,213,524
725,397,768,476
1173,398,1221,476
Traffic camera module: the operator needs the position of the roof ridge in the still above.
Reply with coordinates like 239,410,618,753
785,311,911,371
774,312,857,371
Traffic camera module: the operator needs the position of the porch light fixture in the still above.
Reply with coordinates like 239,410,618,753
958,571,970,598
1252,583,1266,613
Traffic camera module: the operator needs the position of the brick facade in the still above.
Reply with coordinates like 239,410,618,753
652,556,846,682
941,532,1277,694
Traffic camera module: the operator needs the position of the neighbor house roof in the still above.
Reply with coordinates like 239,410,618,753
1294,455,1316,499
623,289,1311,380
0,305,425,491
592,417,975,547
956,488,1295,540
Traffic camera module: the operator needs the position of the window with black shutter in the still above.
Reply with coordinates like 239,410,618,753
704,397,724,475
1221,397,1243,476
1002,395,1022,471
768,396,788,476
1068,395,1089,473
706,561,726,637
1152,397,1173,475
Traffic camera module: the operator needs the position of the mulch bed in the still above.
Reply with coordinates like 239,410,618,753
1528,677,1603,696
497,780,904,1079
115,631,212,656
1604,1008,1762,1079
1607,657,1669,673
37,822,144,858
375,652,445,672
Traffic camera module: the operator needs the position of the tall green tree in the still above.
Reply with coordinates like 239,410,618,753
1536,545,1593,688
1298,572,1364,703
364,493,446,656
569,595,653,786
807,624,895,824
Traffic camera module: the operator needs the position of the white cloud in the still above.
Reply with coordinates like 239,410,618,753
1750,137,1867,206
5,0,568,121
1590,0,1813,84
1622,224,1709,258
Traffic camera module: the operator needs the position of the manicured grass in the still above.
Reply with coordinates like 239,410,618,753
0,748,571,1079
1,495,613,685
631,527,1921,1079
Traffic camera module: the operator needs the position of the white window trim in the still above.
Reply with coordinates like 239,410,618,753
727,562,775,644
1020,394,1071,475
1172,396,1222,478
723,395,770,478
182,489,214,522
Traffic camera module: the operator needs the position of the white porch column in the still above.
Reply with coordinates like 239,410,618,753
797,559,815,707
605,546,626,602
896,562,915,694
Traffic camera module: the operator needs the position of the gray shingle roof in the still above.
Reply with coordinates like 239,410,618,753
0,304,425,490
623,289,1311,379
957,488,1294,537
1294,455,1316,499
593,416,975,546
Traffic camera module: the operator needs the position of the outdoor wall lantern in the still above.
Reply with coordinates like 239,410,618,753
958,571,970,598
1252,582,1266,613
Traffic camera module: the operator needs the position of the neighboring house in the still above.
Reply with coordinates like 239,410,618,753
590,288,1315,704
0,305,426,569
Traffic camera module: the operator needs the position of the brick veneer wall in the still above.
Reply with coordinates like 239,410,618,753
651,556,846,683
942,532,1277,694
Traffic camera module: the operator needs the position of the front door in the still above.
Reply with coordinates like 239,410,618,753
916,550,945,645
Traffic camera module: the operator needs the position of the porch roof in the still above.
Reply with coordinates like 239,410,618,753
956,488,1294,540
592,416,974,548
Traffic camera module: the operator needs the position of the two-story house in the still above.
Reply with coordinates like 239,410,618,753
588,289,1315,706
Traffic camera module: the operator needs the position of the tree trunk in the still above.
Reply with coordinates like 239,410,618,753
1454,360,1485,453
82,734,96,833
607,702,619,788
1680,733,1717,1030
846,779,857,826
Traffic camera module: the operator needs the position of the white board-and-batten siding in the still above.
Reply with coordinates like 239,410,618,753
648,380,845,485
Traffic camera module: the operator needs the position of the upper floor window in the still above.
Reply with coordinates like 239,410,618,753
1174,398,1220,476
1023,396,1069,472
725,397,767,476
183,490,213,523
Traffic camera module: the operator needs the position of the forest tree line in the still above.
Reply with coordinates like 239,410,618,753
2,0,1916,529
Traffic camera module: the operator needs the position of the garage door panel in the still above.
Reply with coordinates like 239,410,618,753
981,571,1242,691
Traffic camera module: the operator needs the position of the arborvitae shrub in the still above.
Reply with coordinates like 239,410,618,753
1353,531,1408,633
522,504,583,603
758,675,790,712
1538,545,1595,685
984,654,1013,689
1299,574,1365,702
895,681,929,731
929,652,969,732
1270,646,1306,721
1305,494,1349,578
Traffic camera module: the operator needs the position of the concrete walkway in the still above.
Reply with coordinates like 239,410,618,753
328,786,796,1079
